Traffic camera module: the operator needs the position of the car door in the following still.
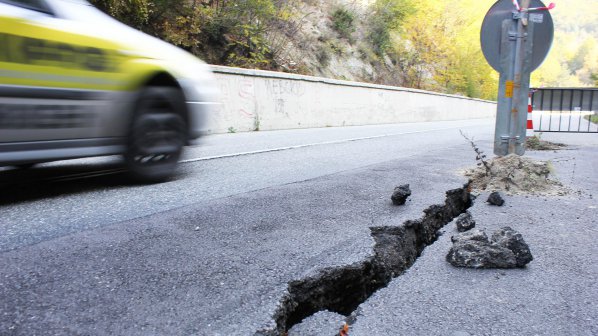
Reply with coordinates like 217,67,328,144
0,0,128,153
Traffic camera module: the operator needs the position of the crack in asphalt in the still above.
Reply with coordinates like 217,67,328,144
255,184,473,335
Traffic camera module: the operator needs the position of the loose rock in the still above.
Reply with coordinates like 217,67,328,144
455,211,476,232
391,184,412,205
487,191,505,206
451,229,488,243
447,227,532,268
447,240,517,269
491,227,533,267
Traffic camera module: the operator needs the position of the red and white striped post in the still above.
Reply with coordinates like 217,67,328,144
526,92,534,137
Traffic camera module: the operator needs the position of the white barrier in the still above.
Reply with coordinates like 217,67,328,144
206,65,496,134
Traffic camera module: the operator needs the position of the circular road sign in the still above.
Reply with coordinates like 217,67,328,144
480,0,554,72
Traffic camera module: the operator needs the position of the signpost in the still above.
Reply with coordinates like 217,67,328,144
480,0,555,156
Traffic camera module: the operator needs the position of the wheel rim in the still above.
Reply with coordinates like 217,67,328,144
128,93,185,174
130,114,184,166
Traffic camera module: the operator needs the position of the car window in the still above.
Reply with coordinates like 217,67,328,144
58,0,90,4
0,0,52,13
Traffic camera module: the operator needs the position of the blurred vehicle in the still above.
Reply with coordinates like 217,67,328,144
0,0,218,181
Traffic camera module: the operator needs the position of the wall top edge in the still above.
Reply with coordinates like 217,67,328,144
209,65,496,104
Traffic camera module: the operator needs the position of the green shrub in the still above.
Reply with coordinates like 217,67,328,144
331,7,355,40
89,0,151,29
90,0,290,69
368,0,414,55
317,47,331,67
327,41,345,56
585,114,598,124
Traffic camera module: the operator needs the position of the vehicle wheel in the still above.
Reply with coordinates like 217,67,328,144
125,87,186,183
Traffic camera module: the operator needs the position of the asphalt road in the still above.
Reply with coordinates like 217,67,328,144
0,119,492,252
1,118,596,335
348,144,598,336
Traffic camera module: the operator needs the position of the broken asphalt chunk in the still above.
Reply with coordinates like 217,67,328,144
451,229,488,244
491,226,533,267
391,184,412,205
487,191,505,206
455,211,476,232
446,239,517,268
447,227,532,268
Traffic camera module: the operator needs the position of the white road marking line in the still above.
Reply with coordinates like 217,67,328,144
180,126,467,163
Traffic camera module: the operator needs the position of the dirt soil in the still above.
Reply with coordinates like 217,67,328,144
525,136,567,151
464,154,570,196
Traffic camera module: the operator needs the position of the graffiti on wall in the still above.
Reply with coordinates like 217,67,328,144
266,79,306,118
265,79,306,97
238,79,256,119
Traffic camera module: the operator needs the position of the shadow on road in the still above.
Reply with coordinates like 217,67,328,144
0,161,188,205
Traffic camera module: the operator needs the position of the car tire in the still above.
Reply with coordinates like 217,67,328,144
124,87,186,183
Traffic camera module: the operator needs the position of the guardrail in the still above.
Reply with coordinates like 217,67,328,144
531,87,598,133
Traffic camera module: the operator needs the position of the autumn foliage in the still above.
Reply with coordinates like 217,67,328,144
89,0,597,100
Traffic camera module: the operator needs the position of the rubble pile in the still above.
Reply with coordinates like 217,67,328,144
464,154,567,195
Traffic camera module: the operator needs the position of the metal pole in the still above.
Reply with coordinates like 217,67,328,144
494,0,533,156
508,0,530,155
558,88,564,131
538,89,544,130
578,90,584,132
494,21,515,156
548,89,553,131
589,91,596,132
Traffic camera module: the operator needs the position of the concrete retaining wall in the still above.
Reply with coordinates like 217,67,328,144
206,65,496,134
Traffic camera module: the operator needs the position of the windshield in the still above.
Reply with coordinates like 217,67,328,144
57,0,90,4
49,0,111,23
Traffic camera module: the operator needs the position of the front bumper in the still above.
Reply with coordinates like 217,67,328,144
186,101,219,139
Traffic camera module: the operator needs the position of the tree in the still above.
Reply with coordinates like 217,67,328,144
368,0,415,55
89,0,152,29
392,0,497,99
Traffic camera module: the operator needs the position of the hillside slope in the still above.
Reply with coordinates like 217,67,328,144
90,0,597,98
